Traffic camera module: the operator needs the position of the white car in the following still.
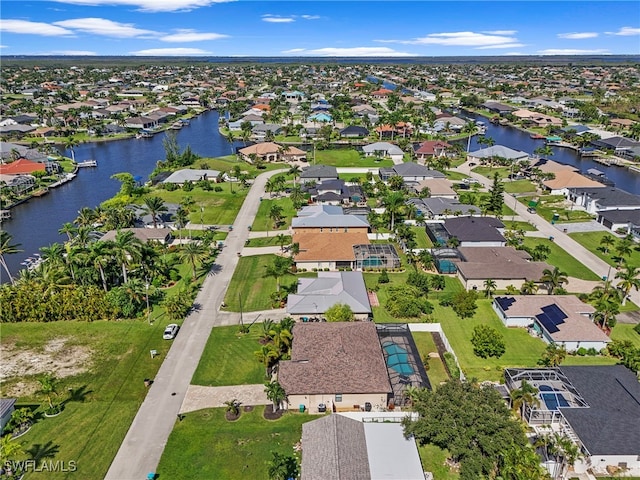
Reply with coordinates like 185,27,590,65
163,324,179,340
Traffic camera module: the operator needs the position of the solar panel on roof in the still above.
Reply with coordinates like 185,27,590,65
495,297,515,311
540,304,567,326
537,313,560,333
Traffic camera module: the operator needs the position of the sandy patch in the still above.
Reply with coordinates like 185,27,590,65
0,337,92,387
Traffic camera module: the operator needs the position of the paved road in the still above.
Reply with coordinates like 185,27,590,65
457,161,640,306
105,169,286,480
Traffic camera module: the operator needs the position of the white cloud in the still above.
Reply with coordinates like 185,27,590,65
54,0,231,13
0,19,74,36
606,26,640,36
537,48,609,55
262,15,295,23
0,45,6,49
51,50,98,55
475,43,526,50
300,15,320,20
130,47,212,56
558,32,598,39
483,30,517,35
161,29,228,42
282,47,417,57
54,18,158,38
379,31,519,47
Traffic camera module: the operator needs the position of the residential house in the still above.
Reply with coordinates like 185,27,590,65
287,271,372,320
428,216,506,247
413,140,453,163
340,125,370,138
124,116,158,130
568,187,640,215
453,246,550,291
252,124,283,139
161,169,221,186
300,165,338,184
408,198,481,219
278,322,393,414
467,145,529,164
379,162,446,183
99,228,173,244
504,366,640,477
362,142,404,162
596,209,640,234
542,171,605,195
301,415,425,480
0,398,16,432
493,295,608,352
412,178,457,199
0,158,46,175
238,142,305,163
482,101,516,115
306,179,365,206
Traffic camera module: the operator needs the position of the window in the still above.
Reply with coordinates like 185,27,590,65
335,394,342,403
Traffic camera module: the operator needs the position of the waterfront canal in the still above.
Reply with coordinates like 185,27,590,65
2,109,639,280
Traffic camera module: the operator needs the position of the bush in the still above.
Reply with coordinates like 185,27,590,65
586,348,598,356
407,272,430,295
576,347,587,356
385,284,433,318
443,352,460,379
634,323,640,335
214,186,223,192
471,325,506,359
378,270,389,284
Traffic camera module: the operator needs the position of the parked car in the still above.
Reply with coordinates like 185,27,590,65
163,324,179,340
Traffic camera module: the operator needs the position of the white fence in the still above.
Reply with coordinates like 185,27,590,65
408,323,465,380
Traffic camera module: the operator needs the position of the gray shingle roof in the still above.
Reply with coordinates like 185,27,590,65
301,415,371,480
597,208,640,224
292,211,369,228
300,165,338,179
287,271,372,315
559,366,640,455
469,145,529,160
162,169,220,184
572,187,640,208
443,216,505,242
391,162,445,178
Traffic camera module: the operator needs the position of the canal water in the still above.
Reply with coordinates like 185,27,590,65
2,109,639,280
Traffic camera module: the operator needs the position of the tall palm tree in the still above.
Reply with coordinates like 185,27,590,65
264,381,287,411
111,230,143,284
615,263,640,306
599,235,615,254
382,191,405,231
143,196,168,229
287,164,301,185
540,266,568,295
64,136,79,163
75,206,97,227
179,241,208,280
0,231,22,285
59,222,78,242
509,379,539,420
593,299,619,330
264,255,291,292
520,280,538,295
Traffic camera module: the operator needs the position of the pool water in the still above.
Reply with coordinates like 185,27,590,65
383,342,414,375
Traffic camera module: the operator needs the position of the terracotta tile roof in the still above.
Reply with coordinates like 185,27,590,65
543,171,606,190
0,158,46,175
294,231,370,261
279,322,392,395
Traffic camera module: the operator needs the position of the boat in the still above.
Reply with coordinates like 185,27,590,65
530,133,546,139
180,118,190,126
76,159,97,168
0,210,11,222
545,136,563,143
138,130,154,138
584,168,615,186
170,121,183,130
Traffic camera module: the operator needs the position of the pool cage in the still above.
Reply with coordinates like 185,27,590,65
425,222,450,246
432,248,461,274
504,368,589,425
376,324,431,407
353,244,401,270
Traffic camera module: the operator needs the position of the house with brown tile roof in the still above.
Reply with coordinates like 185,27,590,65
279,322,393,414
493,295,609,352
99,228,173,245
542,170,605,195
454,246,550,291
237,142,306,163
414,140,453,162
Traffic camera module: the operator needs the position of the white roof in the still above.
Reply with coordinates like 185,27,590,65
162,169,220,184
363,423,425,480
469,145,529,160
363,142,404,155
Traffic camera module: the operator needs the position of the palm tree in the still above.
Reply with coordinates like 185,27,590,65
599,235,615,254
268,204,284,233
593,299,619,330
540,266,568,295
382,191,405,231
111,230,143,284
539,343,567,367
0,231,22,285
615,263,640,306
275,233,288,252
289,185,306,210
59,222,78,242
534,145,554,159
179,241,208,280
38,373,58,410
264,381,287,411
520,280,539,295
509,379,539,420
64,136,79,163
255,344,279,377
75,206,97,227
0,435,25,477
287,164,301,185
143,196,168,229
483,278,497,298
223,398,241,417
264,255,292,292
614,238,633,265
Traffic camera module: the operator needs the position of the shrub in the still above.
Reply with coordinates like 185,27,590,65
471,325,506,359
214,186,223,192
407,272,430,295
443,352,460,379
586,348,598,356
576,347,587,356
378,270,389,284
634,323,640,335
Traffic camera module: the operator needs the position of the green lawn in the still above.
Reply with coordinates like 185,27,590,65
314,149,393,167
245,235,291,248
339,172,367,182
569,231,640,269
197,155,288,177
502,220,537,232
411,226,433,248
443,170,470,181
224,255,314,312
436,299,548,382
1,320,178,480
156,407,312,480
418,444,460,480
521,237,601,281
520,195,594,223
412,332,451,387
155,188,247,225
191,326,266,386
611,323,640,347
251,197,297,232
503,180,537,194
471,166,511,179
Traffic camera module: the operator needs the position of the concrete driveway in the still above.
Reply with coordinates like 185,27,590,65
105,169,286,480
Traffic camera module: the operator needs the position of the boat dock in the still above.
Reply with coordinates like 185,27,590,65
76,159,97,167
0,210,11,222
593,157,623,167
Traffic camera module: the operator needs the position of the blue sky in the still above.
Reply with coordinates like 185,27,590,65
1,1,638,57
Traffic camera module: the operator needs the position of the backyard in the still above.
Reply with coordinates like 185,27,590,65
520,195,594,223
314,148,393,167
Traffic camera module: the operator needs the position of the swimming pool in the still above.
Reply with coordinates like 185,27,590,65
382,342,414,376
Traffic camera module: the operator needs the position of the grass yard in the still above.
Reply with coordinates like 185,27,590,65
520,195,594,223
198,155,287,177
611,323,640,347
418,444,460,480
443,170,470,181
412,332,451,388
1,319,177,480
411,226,433,248
569,231,640,269
521,237,601,281
251,197,297,232
154,188,247,225
245,235,291,248
314,149,393,167
156,407,312,480
471,166,511,179
503,180,537,194
435,299,548,382
191,326,266,386
223,255,314,312
502,220,537,232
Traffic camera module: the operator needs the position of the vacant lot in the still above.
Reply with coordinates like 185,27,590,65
521,237,601,281
569,231,640,269
315,149,393,167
